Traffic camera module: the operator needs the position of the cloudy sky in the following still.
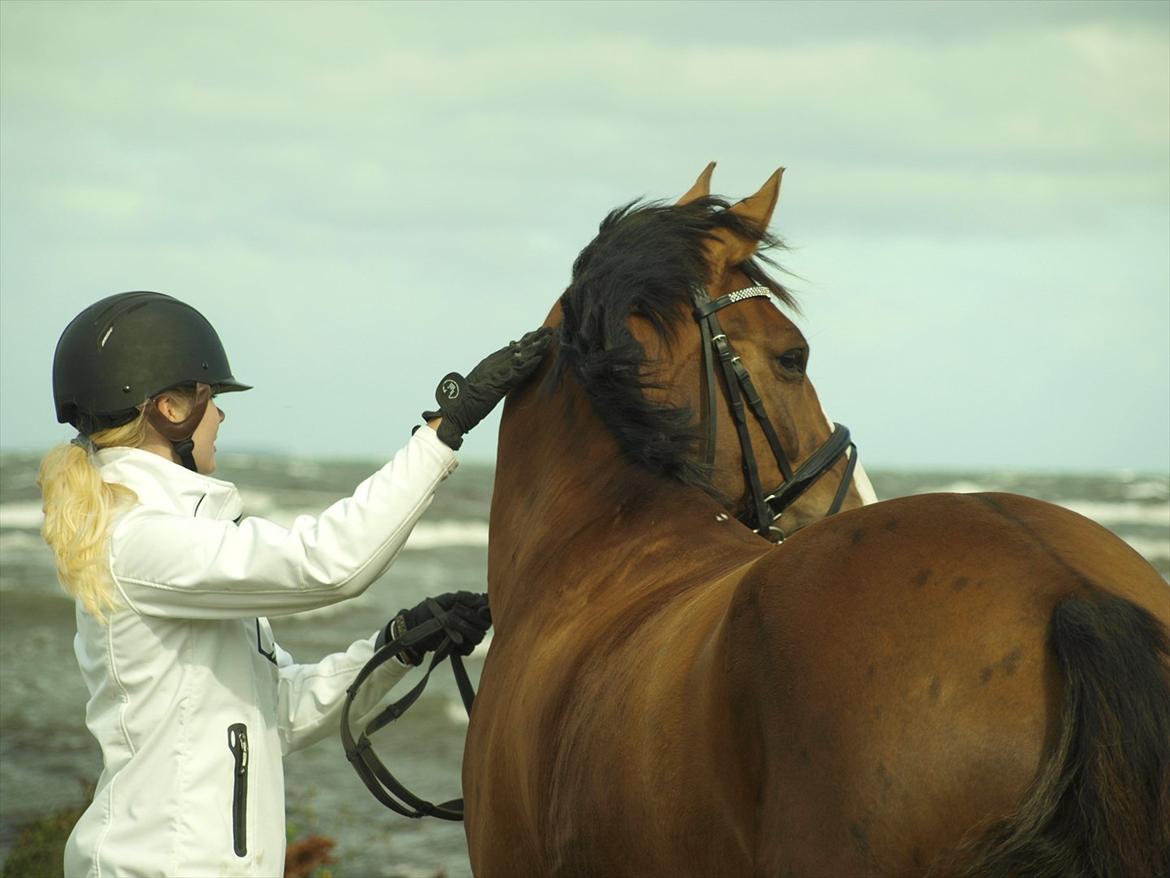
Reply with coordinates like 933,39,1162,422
2,0,1167,472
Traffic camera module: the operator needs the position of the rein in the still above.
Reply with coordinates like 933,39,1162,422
692,284,858,539
341,599,478,821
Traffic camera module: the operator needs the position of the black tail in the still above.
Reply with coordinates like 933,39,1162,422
944,590,1170,878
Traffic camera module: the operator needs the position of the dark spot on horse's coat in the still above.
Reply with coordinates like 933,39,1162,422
872,705,882,719
850,529,865,545
1000,646,1023,676
798,746,811,765
883,517,898,532
976,578,987,588
913,848,924,868
952,575,970,591
849,821,872,856
876,763,893,801
980,667,994,684
913,568,931,589
866,663,876,680
929,676,941,702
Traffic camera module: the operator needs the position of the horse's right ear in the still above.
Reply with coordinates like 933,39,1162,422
704,167,783,278
677,161,716,205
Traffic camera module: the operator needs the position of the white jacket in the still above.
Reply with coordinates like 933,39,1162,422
64,428,458,878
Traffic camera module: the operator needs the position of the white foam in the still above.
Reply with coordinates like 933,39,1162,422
445,698,471,726
1123,480,1170,501
405,521,489,550
1121,535,1170,561
1059,500,1170,528
236,489,279,516
0,531,46,552
0,502,44,529
925,480,994,494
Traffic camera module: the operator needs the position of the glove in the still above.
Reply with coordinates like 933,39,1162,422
387,591,492,665
424,327,554,449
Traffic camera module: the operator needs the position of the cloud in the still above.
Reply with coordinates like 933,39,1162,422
1,0,1166,468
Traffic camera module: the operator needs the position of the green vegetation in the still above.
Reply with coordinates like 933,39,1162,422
1,800,83,878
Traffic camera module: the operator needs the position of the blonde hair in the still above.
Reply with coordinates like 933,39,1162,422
37,414,153,620
39,385,205,619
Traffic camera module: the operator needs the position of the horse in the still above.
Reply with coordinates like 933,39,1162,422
462,165,1170,877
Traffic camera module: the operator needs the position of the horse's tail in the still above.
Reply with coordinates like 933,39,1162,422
940,589,1170,878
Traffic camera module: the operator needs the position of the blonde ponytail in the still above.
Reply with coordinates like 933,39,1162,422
38,416,149,620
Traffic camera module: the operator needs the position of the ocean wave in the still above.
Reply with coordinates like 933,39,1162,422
405,521,489,550
0,502,43,529
0,497,489,550
0,531,45,552
445,698,471,726
922,480,995,494
1120,535,1170,562
905,490,1169,529
1122,480,1170,501
1059,500,1170,528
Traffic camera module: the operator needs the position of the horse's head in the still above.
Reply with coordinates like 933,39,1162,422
531,165,873,540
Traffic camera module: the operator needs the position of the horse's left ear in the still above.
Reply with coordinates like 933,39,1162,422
677,161,716,205
704,167,784,277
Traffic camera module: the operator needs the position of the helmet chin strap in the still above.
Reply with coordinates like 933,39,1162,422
144,386,211,473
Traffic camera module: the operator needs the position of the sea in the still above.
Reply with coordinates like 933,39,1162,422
1,451,1167,878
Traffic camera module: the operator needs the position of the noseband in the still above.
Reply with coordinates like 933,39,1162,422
692,285,859,540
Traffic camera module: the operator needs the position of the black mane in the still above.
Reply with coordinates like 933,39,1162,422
555,196,795,490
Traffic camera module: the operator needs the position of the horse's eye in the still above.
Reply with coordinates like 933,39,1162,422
777,348,808,376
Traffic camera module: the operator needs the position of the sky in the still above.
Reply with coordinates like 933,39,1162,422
1,0,1167,472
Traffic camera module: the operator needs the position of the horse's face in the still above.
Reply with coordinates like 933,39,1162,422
638,166,868,538
635,285,864,538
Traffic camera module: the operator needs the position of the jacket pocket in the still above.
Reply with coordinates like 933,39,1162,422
227,723,249,857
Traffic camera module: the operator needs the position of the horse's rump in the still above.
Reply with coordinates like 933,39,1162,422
723,492,1170,876
938,590,1170,878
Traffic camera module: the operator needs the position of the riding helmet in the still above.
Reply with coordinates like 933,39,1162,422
53,291,251,436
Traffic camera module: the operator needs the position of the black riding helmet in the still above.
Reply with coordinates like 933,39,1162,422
53,291,251,469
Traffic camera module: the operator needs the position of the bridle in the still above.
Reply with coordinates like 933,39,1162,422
692,284,859,540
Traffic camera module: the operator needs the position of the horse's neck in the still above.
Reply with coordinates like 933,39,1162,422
488,378,767,624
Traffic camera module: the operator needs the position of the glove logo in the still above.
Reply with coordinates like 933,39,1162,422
441,379,460,400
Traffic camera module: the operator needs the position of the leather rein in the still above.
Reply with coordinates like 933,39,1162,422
341,598,477,821
693,284,858,539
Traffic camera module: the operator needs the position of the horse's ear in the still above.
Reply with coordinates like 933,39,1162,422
677,161,716,205
704,167,784,277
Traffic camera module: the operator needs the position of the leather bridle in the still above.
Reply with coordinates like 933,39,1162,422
692,284,859,540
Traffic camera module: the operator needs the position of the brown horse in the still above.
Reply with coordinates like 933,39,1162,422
463,166,1170,877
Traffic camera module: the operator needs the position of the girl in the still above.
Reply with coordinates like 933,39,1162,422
39,291,549,877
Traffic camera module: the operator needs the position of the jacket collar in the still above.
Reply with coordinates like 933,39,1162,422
94,446,243,522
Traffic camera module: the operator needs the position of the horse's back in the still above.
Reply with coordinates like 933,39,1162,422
725,491,1168,875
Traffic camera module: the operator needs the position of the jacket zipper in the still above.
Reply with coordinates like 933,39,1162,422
227,723,249,857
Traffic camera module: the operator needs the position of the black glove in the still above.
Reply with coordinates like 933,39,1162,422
387,591,492,665
424,327,554,449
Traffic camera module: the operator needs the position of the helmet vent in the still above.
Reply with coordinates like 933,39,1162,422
100,327,114,347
